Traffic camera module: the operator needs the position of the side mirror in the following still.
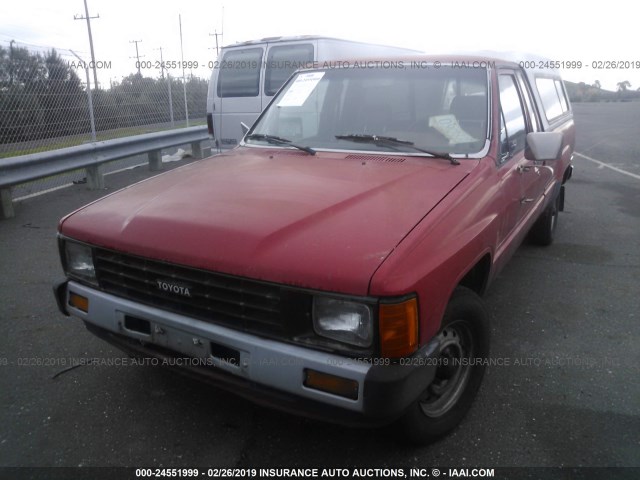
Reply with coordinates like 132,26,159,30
240,122,250,135
526,132,563,161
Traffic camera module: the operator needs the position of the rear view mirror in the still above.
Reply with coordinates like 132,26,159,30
526,132,563,161
240,122,250,135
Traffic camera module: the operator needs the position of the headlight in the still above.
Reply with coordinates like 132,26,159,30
64,240,97,285
313,297,373,347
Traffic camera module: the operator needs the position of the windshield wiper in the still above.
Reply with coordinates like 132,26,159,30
245,133,316,155
335,134,459,165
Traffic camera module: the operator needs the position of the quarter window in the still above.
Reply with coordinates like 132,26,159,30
555,79,569,113
535,77,569,121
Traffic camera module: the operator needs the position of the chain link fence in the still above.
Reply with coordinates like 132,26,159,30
1,43,211,199
0,44,209,160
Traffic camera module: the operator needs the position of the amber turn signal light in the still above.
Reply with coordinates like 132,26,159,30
68,292,89,312
304,369,359,400
379,297,419,358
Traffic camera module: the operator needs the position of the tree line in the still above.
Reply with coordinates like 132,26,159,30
565,79,640,102
0,45,208,145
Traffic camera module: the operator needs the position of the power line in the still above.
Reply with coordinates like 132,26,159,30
0,38,87,58
73,0,100,88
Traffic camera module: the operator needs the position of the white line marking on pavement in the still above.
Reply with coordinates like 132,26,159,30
14,162,147,202
575,152,640,181
14,183,74,201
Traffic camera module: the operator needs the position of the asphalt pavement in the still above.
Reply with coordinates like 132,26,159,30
0,103,638,473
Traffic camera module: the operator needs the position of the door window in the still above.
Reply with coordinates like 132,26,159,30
498,74,527,162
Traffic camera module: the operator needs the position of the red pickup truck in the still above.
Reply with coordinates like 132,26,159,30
54,55,574,443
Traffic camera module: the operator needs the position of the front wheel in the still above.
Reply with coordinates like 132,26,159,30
395,287,490,444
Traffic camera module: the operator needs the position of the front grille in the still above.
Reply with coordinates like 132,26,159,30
93,249,285,334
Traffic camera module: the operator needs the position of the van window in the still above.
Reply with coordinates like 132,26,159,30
264,44,315,96
217,48,263,98
535,77,569,121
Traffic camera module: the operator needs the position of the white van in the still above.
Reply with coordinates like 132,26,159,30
206,36,420,151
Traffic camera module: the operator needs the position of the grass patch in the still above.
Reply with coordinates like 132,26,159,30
0,120,206,159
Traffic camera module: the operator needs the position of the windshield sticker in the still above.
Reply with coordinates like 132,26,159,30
277,72,325,107
429,115,478,145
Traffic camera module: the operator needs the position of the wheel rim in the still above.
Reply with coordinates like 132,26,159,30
419,319,475,418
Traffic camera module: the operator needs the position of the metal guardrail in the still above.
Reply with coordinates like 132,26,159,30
0,126,210,219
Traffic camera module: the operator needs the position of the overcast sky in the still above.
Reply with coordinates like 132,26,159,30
1,0,638,91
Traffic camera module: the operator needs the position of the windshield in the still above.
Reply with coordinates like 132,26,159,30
247,64,489,156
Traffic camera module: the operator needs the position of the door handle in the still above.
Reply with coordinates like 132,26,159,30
517,165,540,175
520,198,534,204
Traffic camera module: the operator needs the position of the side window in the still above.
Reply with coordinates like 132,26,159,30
535,77,569,121
554,79,569,113
516,73,540,132
217,48,263,98
498,74,527,162
264,44,314,96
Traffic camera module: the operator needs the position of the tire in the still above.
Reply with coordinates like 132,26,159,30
395,286,490,445
530,193,560,246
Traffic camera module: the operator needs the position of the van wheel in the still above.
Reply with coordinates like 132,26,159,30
530,193,559,246
396,287,490,444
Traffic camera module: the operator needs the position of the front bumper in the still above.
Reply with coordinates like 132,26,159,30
54,280,439,426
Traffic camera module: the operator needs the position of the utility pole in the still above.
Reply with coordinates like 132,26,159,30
179,14,189,127
9,40,14,86
73,0,100,89
209,30,222,56
130,40,144,76
156,47,174,127
154,46,165,79
71,50,96,142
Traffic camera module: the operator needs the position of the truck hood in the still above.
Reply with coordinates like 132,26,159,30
61,148,477,295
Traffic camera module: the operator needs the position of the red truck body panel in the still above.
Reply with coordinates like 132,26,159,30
55,56,575,435
60,62,574,346
61,148,476,296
